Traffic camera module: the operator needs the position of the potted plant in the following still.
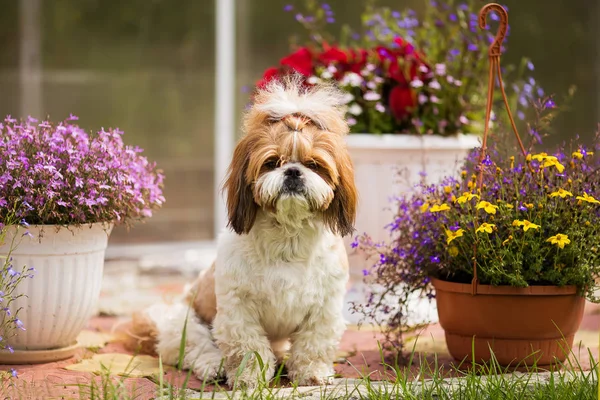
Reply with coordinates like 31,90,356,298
353,4,599,364
0,115,165,363
257,0,546,277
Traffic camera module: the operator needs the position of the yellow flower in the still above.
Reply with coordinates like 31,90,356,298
543,159,565,173
476,223,495,234
526,154,532,162
467,181,475,190
576,193,600,205
444,186,452,194
531,152,548,161
525,203,534,209
505,204,514,209
546,234,571,249
476,200,499,214
448,246,459,257
572,151,584,159
502,235,513,246
445,228,465,245
455,192,480,204
430,204,451,213
513,219,540,231
549,188,573,198
461,170,467,177
510,156,515,169
420,202,430,212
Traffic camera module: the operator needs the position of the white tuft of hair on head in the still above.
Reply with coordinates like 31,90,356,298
254,74,348,131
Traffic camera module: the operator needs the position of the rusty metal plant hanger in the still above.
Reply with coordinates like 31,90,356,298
471,4,529,295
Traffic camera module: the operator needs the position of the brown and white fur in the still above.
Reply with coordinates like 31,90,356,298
128,75,358,388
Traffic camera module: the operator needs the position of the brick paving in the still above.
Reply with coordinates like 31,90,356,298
0,270,597,399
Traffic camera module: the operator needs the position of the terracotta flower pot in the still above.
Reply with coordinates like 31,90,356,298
431,277,585,367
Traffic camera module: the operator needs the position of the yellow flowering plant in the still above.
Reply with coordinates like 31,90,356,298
353,120,600,356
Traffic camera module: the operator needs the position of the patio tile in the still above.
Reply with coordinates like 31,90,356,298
1,263,596,399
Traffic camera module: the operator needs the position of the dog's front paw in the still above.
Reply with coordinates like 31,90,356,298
226,368,262,390
192,353,223,382
288,363,335,386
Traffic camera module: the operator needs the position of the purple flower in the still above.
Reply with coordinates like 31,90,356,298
449,13,457,22
449,48,460,57
362,269,369,276
0,116,165,226
545,99,556,109
392,11,401,18
321,3,330,10
489,11,499,21
15,318,25,331
430,256,441,263
527,61,535,71
6,346,13,354
283,4,293,11
517,111,525,120
10,368,17,378
467,43,478,52
326,17,335,23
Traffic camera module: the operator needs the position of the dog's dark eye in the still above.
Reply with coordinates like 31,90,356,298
306,161,319,170
264,159,278,170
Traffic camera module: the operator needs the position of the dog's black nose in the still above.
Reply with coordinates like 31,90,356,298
283,167,304,192
284,167,302,178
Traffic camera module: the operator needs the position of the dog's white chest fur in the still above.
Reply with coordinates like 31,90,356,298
214,218,348,341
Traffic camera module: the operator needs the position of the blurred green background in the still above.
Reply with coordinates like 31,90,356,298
1,0,597,244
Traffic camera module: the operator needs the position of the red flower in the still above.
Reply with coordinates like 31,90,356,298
257,67,280,88
347,49,369,73
318,46,348,65
280,47,314,76
389,86,416,120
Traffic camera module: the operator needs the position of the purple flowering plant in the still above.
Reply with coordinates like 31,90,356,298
354,102,600,356
0,115,165,227
274,0,548,136
0,211,35,359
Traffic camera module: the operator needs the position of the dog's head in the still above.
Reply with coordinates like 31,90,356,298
223,75,357,236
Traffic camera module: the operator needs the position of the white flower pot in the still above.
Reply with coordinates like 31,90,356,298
344,134,480,325
0,223,113,363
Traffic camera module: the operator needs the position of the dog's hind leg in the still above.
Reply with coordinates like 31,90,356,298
133,302,223,381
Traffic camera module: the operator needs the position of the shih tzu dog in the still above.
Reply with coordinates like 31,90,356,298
129,75,357,388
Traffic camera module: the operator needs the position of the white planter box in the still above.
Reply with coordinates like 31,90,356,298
345,133,480,251
0,223,112,363
344,134,480,325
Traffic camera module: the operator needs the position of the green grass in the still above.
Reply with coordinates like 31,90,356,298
18,340,594,400
2,298,597,399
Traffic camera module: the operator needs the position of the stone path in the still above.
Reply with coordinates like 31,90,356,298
0,259,597,399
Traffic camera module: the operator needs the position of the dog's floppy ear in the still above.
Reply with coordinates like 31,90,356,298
322,148,358,237
222,136,258,234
